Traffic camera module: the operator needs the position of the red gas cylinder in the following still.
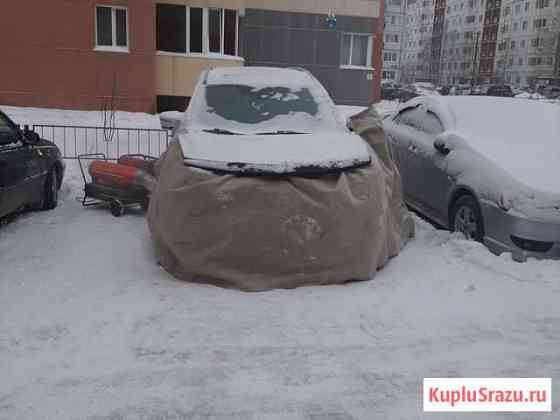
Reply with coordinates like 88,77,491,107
89,161,144,190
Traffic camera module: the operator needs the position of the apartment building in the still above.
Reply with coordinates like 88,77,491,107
440,0,485,85
401,0,436,83
382,0,407,82
495,0,560,86
0,0,382,113
430,0,448,83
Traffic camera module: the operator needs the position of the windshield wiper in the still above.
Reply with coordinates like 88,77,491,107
203,128,243,135
256,130,309,135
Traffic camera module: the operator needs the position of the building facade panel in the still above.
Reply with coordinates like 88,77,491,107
239,9,380,105
0,0,156,112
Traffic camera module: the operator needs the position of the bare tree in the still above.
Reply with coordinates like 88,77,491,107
102,70,118,143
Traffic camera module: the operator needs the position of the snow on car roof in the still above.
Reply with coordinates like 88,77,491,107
419,96,560,193
205,67,313,89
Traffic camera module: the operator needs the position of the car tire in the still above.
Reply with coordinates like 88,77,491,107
140,196,150,212
450,195,485,242
110,199,125,217
41,168,59,211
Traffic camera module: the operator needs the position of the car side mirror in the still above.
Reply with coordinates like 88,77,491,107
434,138,450,155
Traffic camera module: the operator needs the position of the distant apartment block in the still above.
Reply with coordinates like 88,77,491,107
396,0,560,87
382,0,407,82
401,0,436,83
440,0,485,85
495,0,560,86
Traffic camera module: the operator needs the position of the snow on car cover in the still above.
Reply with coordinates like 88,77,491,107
147,104,413,291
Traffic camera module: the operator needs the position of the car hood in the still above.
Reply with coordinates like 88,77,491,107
178,129,371,175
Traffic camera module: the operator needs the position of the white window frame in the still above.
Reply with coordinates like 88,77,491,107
340,33,374,70
157,6,241,60
94,5,129,53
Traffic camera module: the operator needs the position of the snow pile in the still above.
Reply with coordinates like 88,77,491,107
0,105,162,129
515,92,546,100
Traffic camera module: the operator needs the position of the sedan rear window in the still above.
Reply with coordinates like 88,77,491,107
204,85,319,125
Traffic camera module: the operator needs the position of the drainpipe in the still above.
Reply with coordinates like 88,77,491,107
372,0,385,103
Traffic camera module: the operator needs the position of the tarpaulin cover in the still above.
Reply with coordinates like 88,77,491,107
147,106,414,291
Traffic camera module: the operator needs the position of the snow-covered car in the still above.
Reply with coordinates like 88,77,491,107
0,110,65,219
383,96,560,261
147,67,413,290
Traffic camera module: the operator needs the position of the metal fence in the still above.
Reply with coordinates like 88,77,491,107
32,125,171,160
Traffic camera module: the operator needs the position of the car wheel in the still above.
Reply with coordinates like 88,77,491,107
110,199,125,217
451,195,484,242
42,168,59,211
140,196,150,212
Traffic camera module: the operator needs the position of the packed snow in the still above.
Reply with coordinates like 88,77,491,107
1,104,559,420
1,105,161,129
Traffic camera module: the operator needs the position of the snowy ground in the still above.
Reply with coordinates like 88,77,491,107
1,104,559,420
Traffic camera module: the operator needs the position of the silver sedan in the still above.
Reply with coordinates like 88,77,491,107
383,95,560,261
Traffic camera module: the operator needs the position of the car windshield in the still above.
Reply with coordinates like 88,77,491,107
202,84,320,129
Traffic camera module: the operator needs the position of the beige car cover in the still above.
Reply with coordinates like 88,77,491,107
147,106,414,291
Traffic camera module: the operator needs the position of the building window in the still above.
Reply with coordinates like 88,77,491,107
384,52,398,62
383,70,396,80
533,18,547,29
95,6,128,51
341,33,373,68
385,34,399,43
156,5,238,57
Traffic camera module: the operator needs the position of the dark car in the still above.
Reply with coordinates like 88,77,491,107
0,110,65,219
396,86,420,102
486,85,514,97
541,85,560,99
381,83,401,100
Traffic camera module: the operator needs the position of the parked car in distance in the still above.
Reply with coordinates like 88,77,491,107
396,86,420,102
540,85,560,99
486,85,514,97
470,85,489,96
383,96,560,261
0,110,65,220
437,86,451,95
381,82,401,100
